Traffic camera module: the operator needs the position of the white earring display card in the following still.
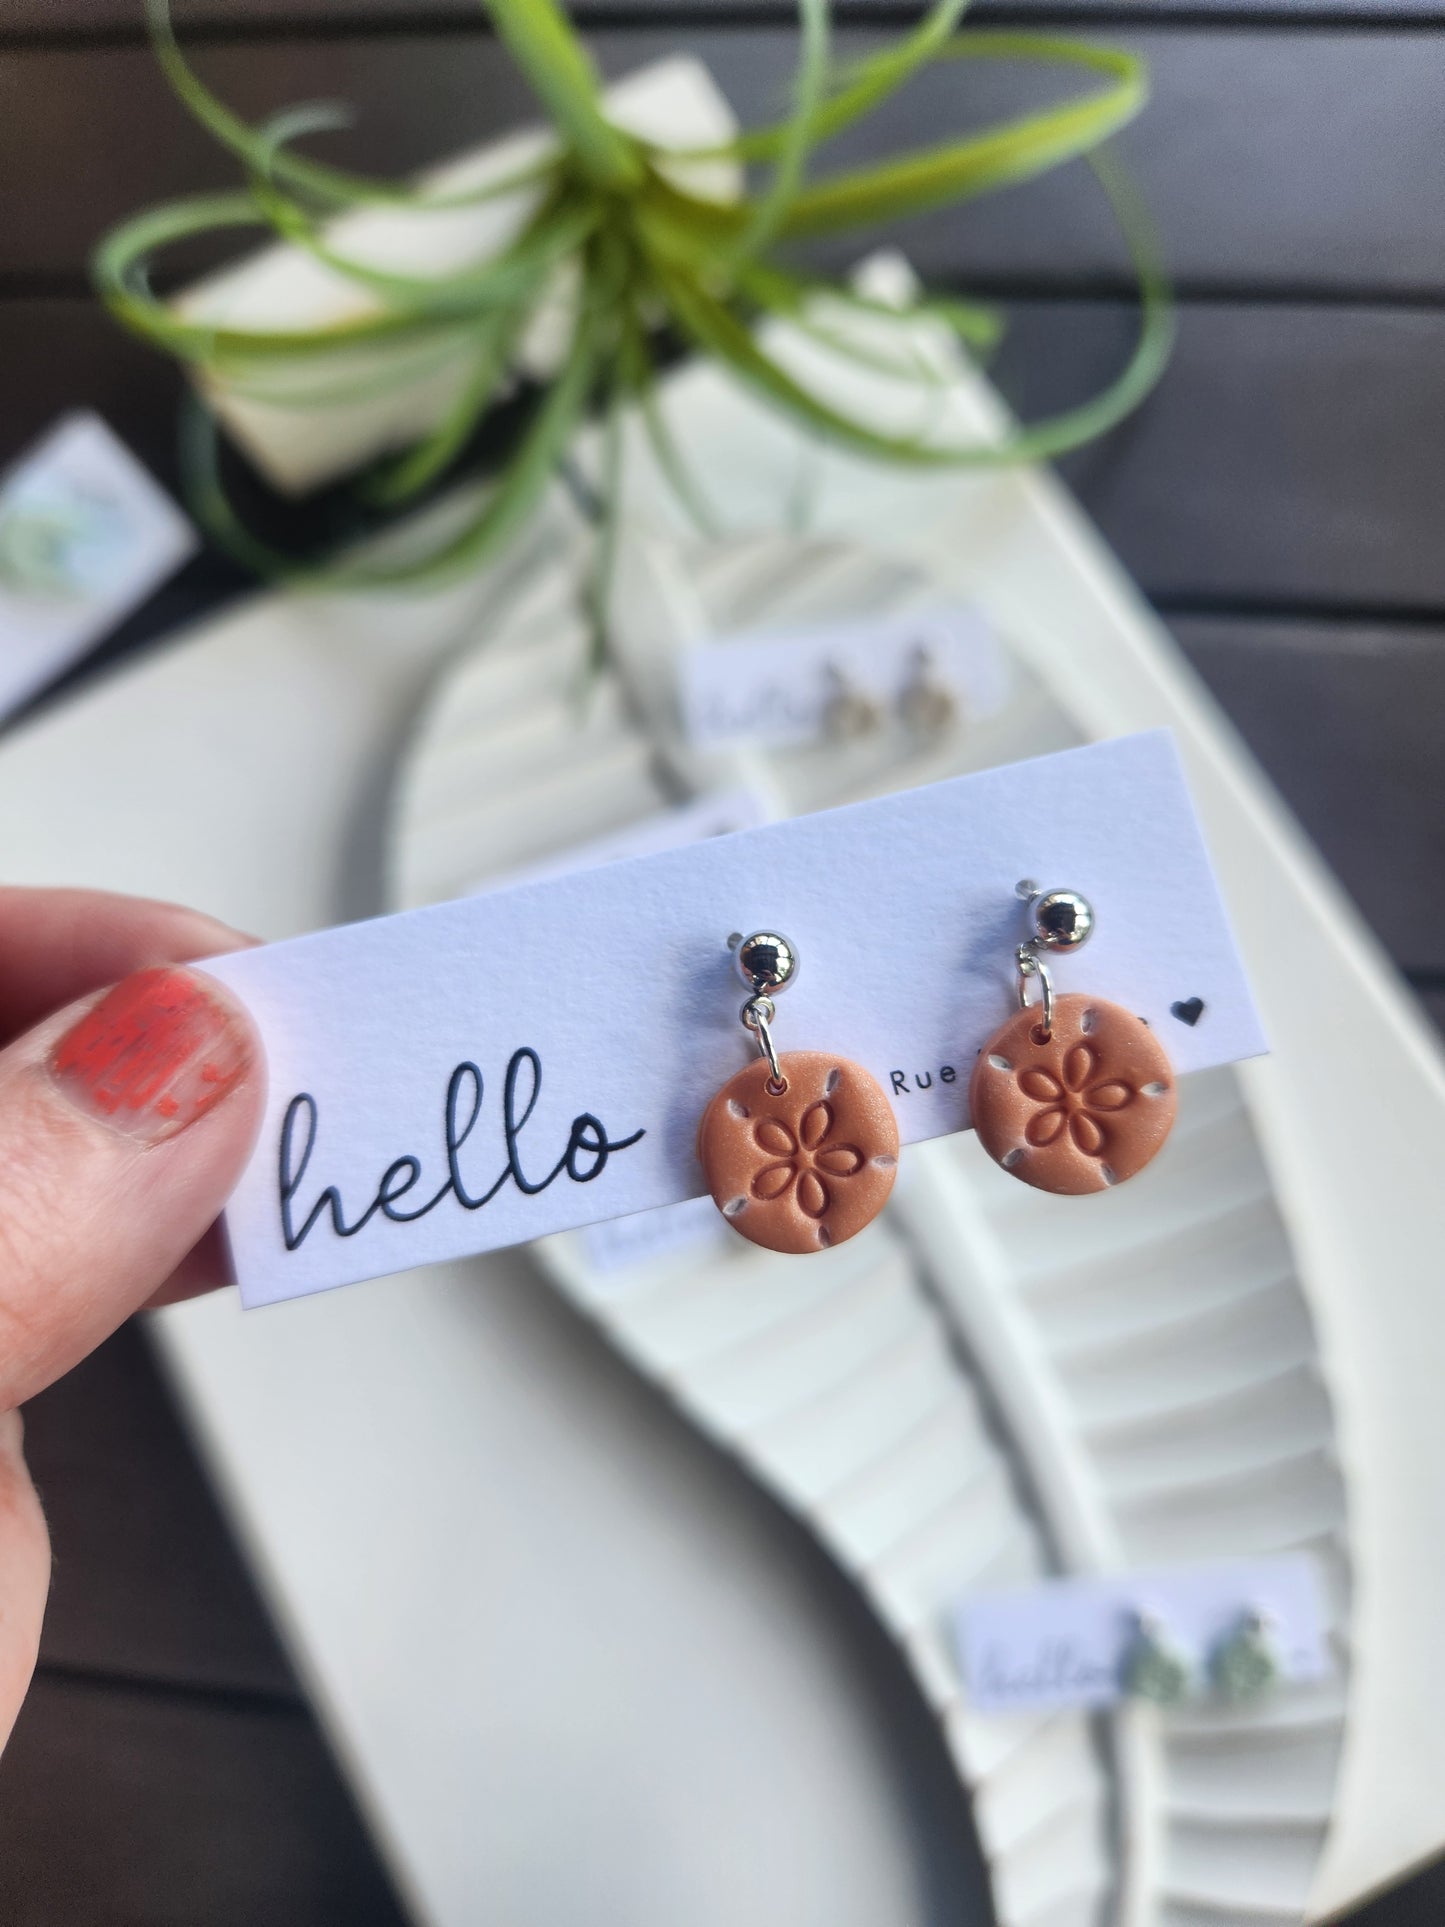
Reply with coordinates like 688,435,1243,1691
959,1556,1331,1715
208,730,1267,1307
679,604,1010,750
0,412,196,720
467,784,774,897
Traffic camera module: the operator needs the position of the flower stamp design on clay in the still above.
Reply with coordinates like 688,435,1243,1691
1017,1043,1135,1158
696,1050,900,1253
968,993,1177,1196
751,1099,867,1218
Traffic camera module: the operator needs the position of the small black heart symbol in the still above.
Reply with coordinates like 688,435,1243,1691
1171,997,1205,1027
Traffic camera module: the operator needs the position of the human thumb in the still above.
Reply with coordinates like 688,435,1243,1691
0,966,263,1414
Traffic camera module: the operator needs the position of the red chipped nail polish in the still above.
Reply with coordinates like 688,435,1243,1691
50,966,253,1141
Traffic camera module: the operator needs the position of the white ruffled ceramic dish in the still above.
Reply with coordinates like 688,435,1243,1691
388,530,1352,1927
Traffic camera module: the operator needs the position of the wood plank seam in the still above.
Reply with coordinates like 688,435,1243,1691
32,1661,306,1717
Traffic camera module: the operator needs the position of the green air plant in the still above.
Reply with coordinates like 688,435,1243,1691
95,0,1172,630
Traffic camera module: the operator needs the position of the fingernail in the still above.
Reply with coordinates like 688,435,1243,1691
49,966,255,1143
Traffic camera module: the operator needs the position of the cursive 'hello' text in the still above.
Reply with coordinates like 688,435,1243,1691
278,1047,645,1252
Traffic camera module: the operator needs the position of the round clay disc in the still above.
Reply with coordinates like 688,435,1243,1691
697,1050,899,1253
968,992,1176,1195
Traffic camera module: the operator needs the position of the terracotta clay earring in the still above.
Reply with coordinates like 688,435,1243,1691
968,884,1177,1194
696,931,899,1253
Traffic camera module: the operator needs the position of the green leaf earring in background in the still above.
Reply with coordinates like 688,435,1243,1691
1120,1610,1193,1707
1211,1609,1282,1703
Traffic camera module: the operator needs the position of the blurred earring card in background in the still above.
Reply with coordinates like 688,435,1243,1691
206,730,1266,1307
0,413,195,721
959,1554,1329,1715
679,606,1007,751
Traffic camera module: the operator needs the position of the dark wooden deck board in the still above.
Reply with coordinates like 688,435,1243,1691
998,299,1445,613
0,1673,409,1927
24,1321,298,1697
1,27,1444,294
7,295,1445,619
1173,615,1445,970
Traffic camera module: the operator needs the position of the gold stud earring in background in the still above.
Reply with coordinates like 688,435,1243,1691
898,644,961,739
821,662,884,741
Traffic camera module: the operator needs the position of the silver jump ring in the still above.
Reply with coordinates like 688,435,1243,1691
741,994,787,1092
1015,944,1055,1041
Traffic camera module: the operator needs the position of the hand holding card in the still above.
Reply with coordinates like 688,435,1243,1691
0,890,264,1755
206,731,1267,1308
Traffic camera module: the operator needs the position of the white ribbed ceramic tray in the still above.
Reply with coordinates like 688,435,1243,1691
388,532,1352,1927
